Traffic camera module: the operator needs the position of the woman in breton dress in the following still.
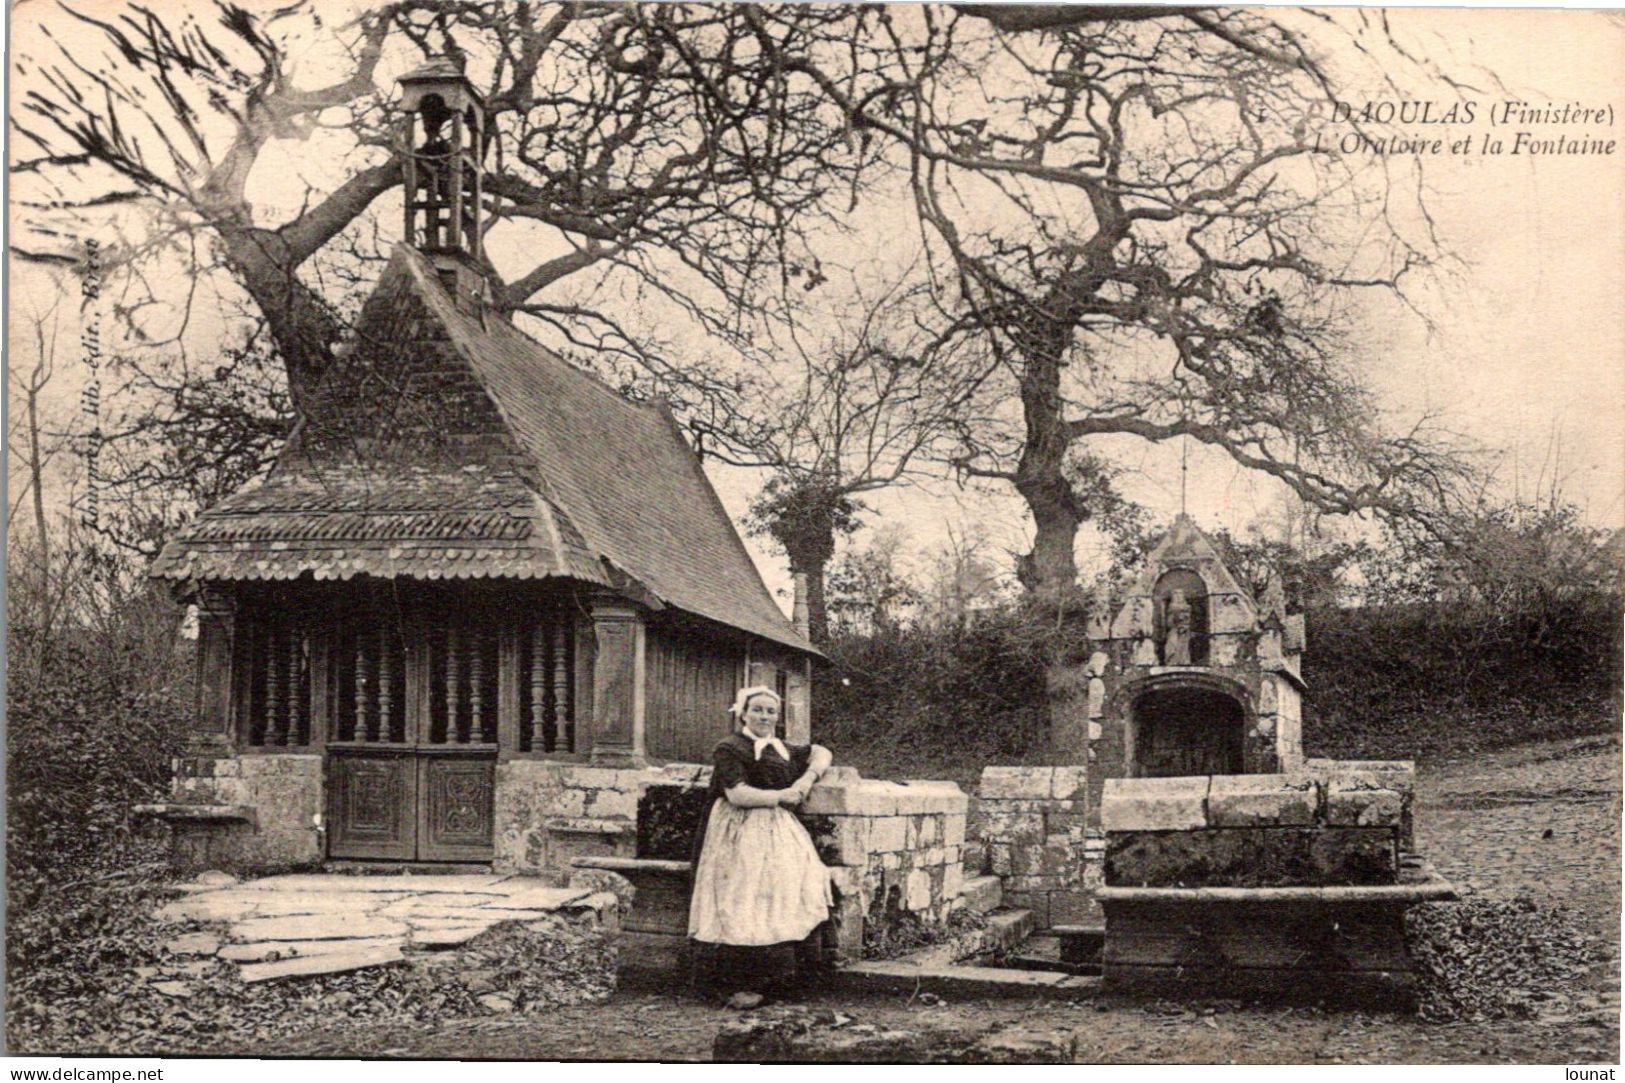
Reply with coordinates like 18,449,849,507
688,685,833,999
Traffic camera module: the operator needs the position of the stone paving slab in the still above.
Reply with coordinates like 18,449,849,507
217,936,401,963
406,925,491,948
231,914,410,942
156,872,609,984
155,896,265,922
235,873,512,894
238,943,405,983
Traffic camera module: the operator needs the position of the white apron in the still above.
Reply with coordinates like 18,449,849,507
688,798,832,946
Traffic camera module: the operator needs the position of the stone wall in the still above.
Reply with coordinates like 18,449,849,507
164,754,323,870
800,772,969,958
492,761,687,876
494,760,971,961
1100,762,1414,888
970,767,1102,927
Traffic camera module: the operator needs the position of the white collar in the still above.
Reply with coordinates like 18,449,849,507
751,734,790,762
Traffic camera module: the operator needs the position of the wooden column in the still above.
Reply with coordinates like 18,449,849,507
588,595,645,765
497,615,522,759
192,585,235,750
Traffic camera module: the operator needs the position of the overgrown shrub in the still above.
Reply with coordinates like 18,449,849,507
6,555,191,895
818,591,1620,775
1303,593,1620,761
815,607,1052,785
1405,897,1599,1021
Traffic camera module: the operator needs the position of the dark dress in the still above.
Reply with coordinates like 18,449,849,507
688,735,833,993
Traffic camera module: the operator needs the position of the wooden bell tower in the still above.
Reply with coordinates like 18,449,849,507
399,59,489,303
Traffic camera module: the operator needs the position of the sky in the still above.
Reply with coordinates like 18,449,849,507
721,6,1625,609
7,5,1623,613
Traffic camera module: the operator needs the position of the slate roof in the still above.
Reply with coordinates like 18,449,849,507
152,247,812,653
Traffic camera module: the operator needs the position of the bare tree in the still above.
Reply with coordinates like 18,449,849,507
785,8,1476,749
12,2,882,411
698,276,995,644
7,287,77,581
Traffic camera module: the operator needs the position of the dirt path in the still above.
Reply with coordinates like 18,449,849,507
249,736,1623,1064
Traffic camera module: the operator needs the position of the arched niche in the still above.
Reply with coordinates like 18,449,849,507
1128,686,1244,778
1152,568,1209,665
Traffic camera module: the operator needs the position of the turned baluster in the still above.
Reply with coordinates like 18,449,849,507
553,622,572,752
528,616,549,753
355,625,372,741
379,629,396,742
292,629,309,745
266,619,285,747
468,627,485,743
446,623,463,743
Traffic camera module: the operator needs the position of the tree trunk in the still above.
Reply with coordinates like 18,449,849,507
218,228,348,412
784,542,833,646
27,383,48,581
1010,313,1089,755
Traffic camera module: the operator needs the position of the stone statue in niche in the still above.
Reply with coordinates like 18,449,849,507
1163,589,1193,665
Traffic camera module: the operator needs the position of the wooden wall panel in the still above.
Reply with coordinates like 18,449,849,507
645,626,744,764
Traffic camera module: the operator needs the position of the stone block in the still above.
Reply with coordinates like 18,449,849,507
1110,595,1153,639
1001,891,1052,927
978,809,1046,844
1206,593,1254,634
1308,828,1398,884
583,787,639,819
956,874,1003,914
868,816,908,852
1005,874,1068,893
944,814,967,847
1011,836,1079,879
1131,638,1159,666
942,862,964,900
1052,767,1088,801
1283,613,1306,652
1088,719,1103,742
897,781,968,814
1325,782,1403,828
1206,774,1318,827
1208,634,1242,666
660,763,710,785
1100,776,1209,832
827,818,871,866
1087,679,1105,719
557,766,642,791
1047,890,1102,928
978,767,1054,800
988,842,1012,876
905,868,933,910
1046,811,1090,838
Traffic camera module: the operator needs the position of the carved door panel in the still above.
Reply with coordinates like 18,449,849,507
325,599,499,863
328,751,416,860
417,754,495,862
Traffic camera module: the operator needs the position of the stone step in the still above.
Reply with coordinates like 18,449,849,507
1051,923,1105,966
834,960,1101,1000
954,875,1003,915
985,907,1034,951
899,909,1033,968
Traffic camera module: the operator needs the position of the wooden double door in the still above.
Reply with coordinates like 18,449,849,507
328,747,495,862
323,602,504,862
